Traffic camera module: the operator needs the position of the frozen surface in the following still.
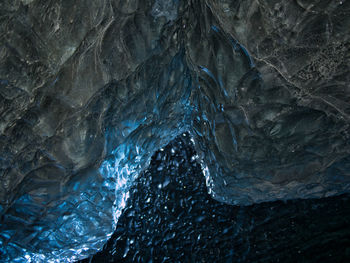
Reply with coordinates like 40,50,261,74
82,134,350,262
1,0,350,262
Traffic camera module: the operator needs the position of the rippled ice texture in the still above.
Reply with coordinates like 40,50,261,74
82,134,350,262
1,0,350,262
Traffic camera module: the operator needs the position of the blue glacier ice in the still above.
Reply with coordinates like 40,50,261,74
1,0,350,262
0,49,193,262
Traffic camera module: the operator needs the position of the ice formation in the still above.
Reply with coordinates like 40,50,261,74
1,0,349,261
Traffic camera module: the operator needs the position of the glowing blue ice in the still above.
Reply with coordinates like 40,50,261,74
0,24,257,262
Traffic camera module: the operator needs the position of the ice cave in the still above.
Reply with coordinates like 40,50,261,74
1,0,350,262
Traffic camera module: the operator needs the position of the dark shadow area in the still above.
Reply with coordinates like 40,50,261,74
80,134,350,262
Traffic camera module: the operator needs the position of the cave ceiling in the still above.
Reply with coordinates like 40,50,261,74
0,0,349,261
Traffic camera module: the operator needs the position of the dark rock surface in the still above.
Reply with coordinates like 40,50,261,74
81,134,350,263
0,0,350,261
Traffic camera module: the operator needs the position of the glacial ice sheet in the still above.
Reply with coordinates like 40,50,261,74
1,0,350,262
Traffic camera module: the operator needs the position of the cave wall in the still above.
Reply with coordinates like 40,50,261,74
0,0,350,261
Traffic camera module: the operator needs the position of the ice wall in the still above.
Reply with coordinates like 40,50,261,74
1,0,350,262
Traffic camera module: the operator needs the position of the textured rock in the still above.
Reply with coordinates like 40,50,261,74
0,0,349,261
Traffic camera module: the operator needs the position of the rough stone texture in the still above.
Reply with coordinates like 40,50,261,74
0,0,349,261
